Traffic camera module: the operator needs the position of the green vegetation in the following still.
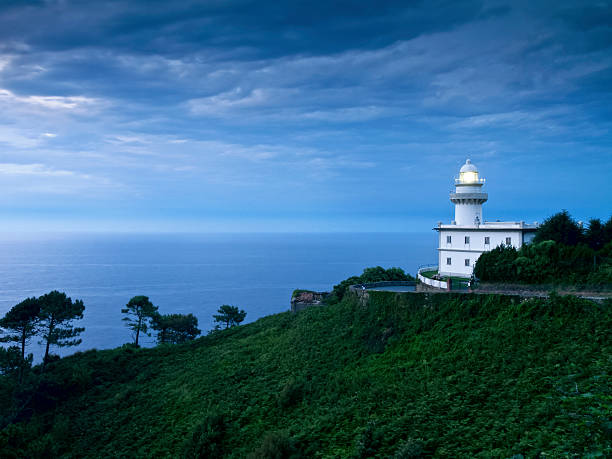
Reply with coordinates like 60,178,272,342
122,295,159,346
38,291,85,367
213,305,247,330
419,270,438,280
0,291,85,375
291,289,315,299
1,291,610,457
151,313,201,345
533,210,612,248
328,266,414,303
475,211,612,287
418,271,469,291
0,298,40,365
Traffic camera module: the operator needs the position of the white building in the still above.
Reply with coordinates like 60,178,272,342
435,159,538,278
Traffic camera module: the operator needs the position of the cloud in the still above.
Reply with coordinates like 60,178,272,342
0,55,12,72
0,88,101,111
0,163,85,178
188,87,271,115
0,1,609,229
0,162,123,197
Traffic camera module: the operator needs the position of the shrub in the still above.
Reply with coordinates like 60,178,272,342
394,438,424,458
353,421,383,458
277,377,307,410
182,414,228,459
248,431,299,459
474,244,518,281
328,267,414,303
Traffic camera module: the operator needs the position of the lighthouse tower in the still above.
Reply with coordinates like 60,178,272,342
450,159,488,226
431,158,539,279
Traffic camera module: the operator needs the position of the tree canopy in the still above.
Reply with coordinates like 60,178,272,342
0,297,40,360
328,266,414,303
475,211,612,286
213,305,247,330
152,313,200,344
38,291,85,366
532,210,612,249
122,296,158,346
533,210,584,246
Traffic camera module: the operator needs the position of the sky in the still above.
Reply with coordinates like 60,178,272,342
0,0,610,233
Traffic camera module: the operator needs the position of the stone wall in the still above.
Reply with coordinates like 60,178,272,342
291,291,329,313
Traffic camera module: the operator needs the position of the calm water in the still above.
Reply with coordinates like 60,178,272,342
0,232,435,358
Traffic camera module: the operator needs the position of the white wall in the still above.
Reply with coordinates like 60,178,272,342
440,230,523,251
454,203,483,226
437,229,526,278
438,249,477,277
417,270,448,289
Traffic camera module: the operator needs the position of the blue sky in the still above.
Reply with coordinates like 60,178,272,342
0,0,610,232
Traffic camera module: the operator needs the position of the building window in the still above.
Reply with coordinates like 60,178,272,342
446,236,451,243
465,236,470,244
506,237,511,245
484,236,490,245
446,258,451,265
465,259,470,267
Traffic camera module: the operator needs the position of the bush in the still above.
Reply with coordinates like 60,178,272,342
394,438,424,458
277,377,307,410
183,414,228,459
474,238,610,286
474,244,518,282
353,421,383,458
328,267,414,303
248,431,299,459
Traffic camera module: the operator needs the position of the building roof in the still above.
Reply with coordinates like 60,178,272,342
434,221,539,231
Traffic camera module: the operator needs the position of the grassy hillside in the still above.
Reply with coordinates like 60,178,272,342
1,292,611,458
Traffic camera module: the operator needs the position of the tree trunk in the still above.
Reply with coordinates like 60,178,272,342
135,314,142,346
20,328,26,360
43,317,54,368
19,327,26,383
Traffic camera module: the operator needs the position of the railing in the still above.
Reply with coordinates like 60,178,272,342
417,266,449,290
349,280,417,292
455,178,486,184
437,221,539,229
418,264,439,273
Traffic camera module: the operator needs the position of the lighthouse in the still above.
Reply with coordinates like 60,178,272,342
451,159,488,226
434,159,538,278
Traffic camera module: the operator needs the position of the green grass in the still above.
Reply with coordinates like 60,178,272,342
1,292,611,458
420,270,438,279
420,270,469,290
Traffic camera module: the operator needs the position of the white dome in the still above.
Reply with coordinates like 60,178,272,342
460,158,478,173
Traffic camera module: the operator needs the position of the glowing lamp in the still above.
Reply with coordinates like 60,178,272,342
460,171,479,183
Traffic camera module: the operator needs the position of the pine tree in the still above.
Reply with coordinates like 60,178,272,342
122,296,158,346
152,313,200,344
213,305,246,329
38,291,85,367
0,297,40,361
0,297,40,381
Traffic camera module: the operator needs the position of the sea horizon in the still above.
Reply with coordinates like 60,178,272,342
0,231,436,360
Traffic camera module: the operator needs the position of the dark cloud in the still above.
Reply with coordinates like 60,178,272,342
0,0,485,58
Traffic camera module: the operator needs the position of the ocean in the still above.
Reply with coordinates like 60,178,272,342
0,232,436,358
